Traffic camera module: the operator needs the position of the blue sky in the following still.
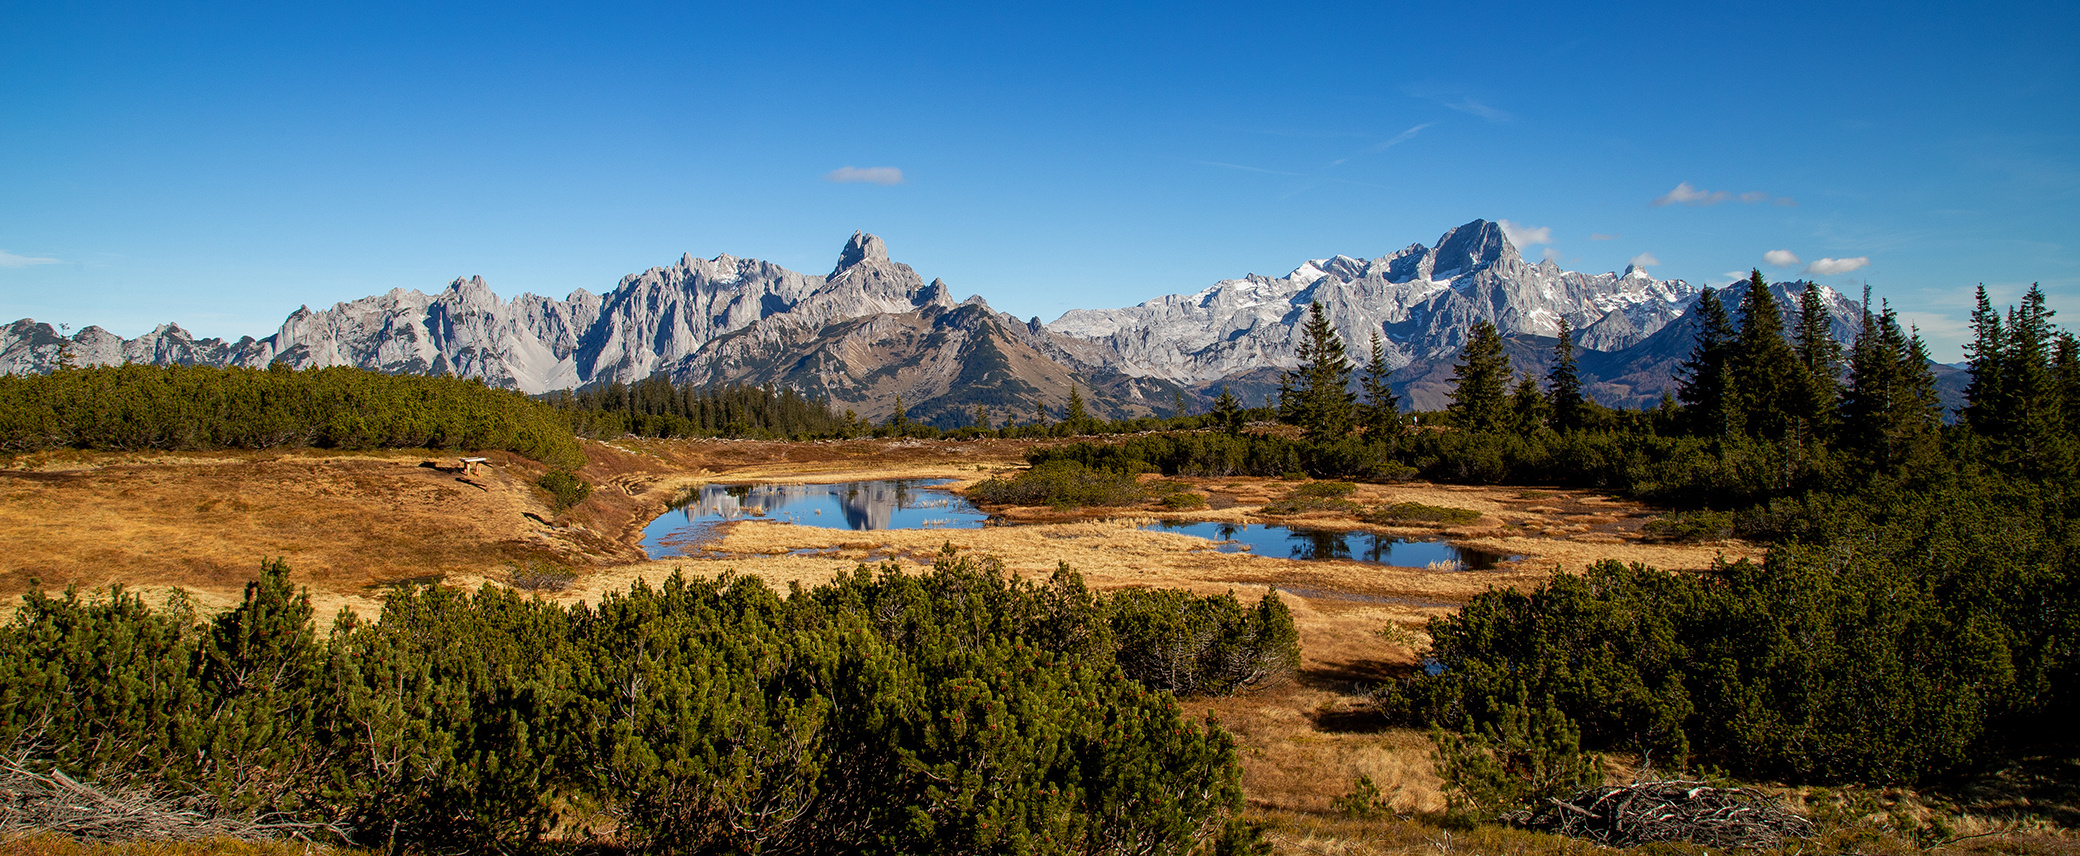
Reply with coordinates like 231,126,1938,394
3,1,2075,360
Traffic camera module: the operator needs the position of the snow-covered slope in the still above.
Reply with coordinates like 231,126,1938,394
1045,219,1698,384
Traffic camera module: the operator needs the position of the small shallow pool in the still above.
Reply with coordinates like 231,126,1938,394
1141,520,1516,569
642,479,988,559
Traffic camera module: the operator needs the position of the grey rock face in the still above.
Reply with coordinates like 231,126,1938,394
1045,219,1700,384
0,233,952,396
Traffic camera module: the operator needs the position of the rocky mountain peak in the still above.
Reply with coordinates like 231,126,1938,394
833,231,890,274
1428,219,1519,279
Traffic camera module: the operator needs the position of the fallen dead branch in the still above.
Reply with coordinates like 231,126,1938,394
0,757,349,843
1513,779,1815,848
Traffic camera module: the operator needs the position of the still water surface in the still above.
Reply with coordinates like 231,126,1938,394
640,479,1519,570
643,479,987,558
1141,520,1515,569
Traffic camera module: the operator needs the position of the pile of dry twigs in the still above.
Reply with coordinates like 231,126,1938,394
0,757,348,843
1514,779,1816,848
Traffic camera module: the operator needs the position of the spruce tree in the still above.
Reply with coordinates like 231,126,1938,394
1545,318,1586,432
1510,372,1548,433
2057,333,2080,439
1063,383,1092,435
1277,302,1357,437
1212,385,1245,435
2000,284,2066,473
1840,302,1942,476
1730,270,1799,440
1447,321,1510,433
1963,285,2006,433
1790,283,1843,439
1359,332,1402,437
1675,288,1740,437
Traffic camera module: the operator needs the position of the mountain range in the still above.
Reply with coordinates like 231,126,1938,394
2,219,1943,426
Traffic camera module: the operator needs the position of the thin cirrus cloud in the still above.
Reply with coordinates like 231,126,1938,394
824,166,905,185
0,250,60,268
1498,219,1552,247
1651,182,1796,207
1805,257,1871,276
1629,252,1660,269
1763,249,1802,267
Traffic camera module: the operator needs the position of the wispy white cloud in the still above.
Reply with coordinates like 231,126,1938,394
1773,197,1798,207
1652,182,1794,207
1542,247,1562,262
1718,271,1748,284
1652,182,1731,206
1372,123,1434,151
1590,233,1619,241
1763,249,1802,267
1402,84,1512,123
0,250,60,268
824,166,904,185
1443,97,1511,123
1196,160,1303,176
1498,219,1553,247
1629,252,1660,269
1805,256,1871,276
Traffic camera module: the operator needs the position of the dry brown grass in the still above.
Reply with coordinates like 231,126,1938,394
2,834,371,856
0,435,1810,853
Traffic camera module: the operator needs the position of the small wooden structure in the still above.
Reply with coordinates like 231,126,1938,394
459,457,489,476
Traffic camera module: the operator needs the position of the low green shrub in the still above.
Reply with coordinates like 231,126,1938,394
1366,501,1481,525
1641,509,1735,542
536,469,591,512
1261,481,1360,515
964,459,1148,508
1163,491,1208,509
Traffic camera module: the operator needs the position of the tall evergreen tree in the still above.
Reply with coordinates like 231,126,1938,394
2056,333,2080,439
1839,302,1942,477
1730,270,1799,440
1510,372,1548,433
1447,321,1510,433
2000,284,2066,473
1211,385,1245,435
1675,287,1740,437
1789,283,1844,439
1359,332,1402,437
1545,318,1586,432
1277,302,1357,437
1066,383,1089,427
1962,284,2006,433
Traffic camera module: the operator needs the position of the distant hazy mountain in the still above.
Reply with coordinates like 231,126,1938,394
2,220,1937,425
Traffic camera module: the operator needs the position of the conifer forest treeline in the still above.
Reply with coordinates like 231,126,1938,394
1037,273,2080,785
1,552,1294,853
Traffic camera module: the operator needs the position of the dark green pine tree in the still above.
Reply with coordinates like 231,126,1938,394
1510,372,1548,433
1839,302,1943,477
1062,383,1093,435
1545,317,1586,432
1211,385,1245,435
1359,332,1402,437
2056,332,2080,439
1962,284,2006,434
1447,321,1511,433
1172,388,1189,419
1676,287,1740,437
1277,302,1357,438
1790,283,1844,439
2000,284,2067,473
1730,270,1799,440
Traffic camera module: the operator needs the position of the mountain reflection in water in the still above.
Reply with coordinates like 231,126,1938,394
1141,520,1515,569
643,479,987,558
